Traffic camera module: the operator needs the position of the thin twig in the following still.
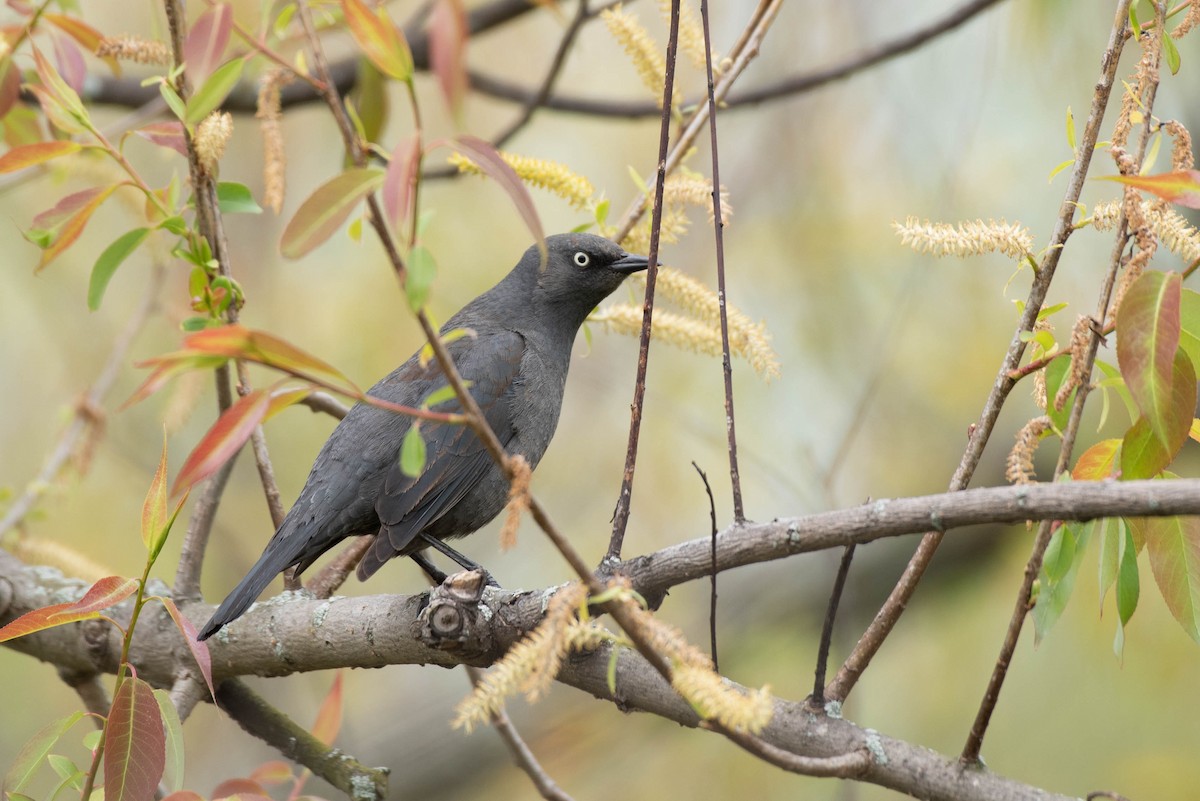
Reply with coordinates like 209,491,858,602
699,0,743,523
464,666,576,801
216,678,388,800
960,0,1159,763
300,391,351,420
707,724,872,778
306,535,373,599
0,265,162,538
810,544,856,710
825,0,1133,704
692,462,719,669
605,0,683,561
490,0,590,150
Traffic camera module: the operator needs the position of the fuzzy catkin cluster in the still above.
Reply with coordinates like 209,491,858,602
893,217,1033,262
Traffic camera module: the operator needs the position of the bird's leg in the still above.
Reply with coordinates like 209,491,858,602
417,533,501,587
409,551,449,584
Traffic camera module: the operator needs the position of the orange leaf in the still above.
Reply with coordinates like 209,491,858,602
1072,438,1122,480
142,431,169,550
211,778,269,798
173,389,270,496
37,183,120,271
0,140,81,173
1104,170,1200,209
43,13,116,75
249,760,295,786
186,325,357,389
265,385,315,421
0,576,138,642
105,677,166,801
311,671,344,746
342,0,413,81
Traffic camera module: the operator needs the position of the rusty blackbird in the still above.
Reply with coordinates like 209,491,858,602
197,233,648,639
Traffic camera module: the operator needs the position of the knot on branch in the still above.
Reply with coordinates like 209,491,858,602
417,570,495,653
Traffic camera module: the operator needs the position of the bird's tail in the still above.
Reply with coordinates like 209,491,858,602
196,533,302,641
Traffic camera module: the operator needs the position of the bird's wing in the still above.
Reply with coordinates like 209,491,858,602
358,329,525,578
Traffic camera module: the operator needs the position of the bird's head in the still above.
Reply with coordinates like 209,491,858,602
527,233,649,328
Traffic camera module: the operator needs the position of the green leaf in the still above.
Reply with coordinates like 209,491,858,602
1163,31,1181,75
89,228,151,311
1114,524,1140,657
3,712,85,792
400,424,426,477
1121,415,1169,480
1141,514,1200,641
1178,288,1200,374
1065,105,1076,151
152,689,186,793
406,243,437,311
1044,354,1075,430
158,81,188,123
1033,523,1090,644
185,57,244,126
1116,270,1182,448
104,677,166,801
1097,517,1122,607
216,181,262,214
280,167,384,259
422,382,467,410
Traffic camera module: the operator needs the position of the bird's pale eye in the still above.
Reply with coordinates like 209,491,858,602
573,251,591,267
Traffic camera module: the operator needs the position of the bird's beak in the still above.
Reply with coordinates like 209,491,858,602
610,252,650,274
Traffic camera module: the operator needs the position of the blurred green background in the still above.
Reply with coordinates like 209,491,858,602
3,0,1200,798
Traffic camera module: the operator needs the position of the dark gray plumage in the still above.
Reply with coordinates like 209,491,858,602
197,233,648,640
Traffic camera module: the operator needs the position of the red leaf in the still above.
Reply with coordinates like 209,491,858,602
104,677,166,801
1105,170,1200,209
450,136,544,250
49,28,86,93
1117,270,1182,448
342,0,413,81
0,576,138,642
0,140,81,173
310,671,344,746
382,135,420,234
185,2,233,82
162,793,206,801
31,184,106,229
429,0,468,118
186,325,357,389
173,389,270,496
135,121,188,157
1072,438,1122,480
1141,515,1200,640
0,55,22,119
280,167,384,258
155,596,216,700
43,13,111,74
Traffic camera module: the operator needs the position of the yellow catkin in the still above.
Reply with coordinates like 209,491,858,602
658,0,711,71
8,536,112,583
1163,120,1194,172
893,217,1033,261
498,455,531,551
257,68,292,214
194,112,233,175
1091,200,1200,267
1053,315,1091,412
1173,0,1200,39
602,5,674,106
664,175,732,225
1005,416,1053,485
453,582,606,732
448,152,594,210
96,35,172,65
1113,23,1161,148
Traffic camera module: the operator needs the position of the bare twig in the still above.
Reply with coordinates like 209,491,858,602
216,678,388,800
464,666,576,801
709,725,871,778
306,535,373,599
0,265,162,538
692,462,719,669
605,0,683,561
300,391,351,420
960,0,1158,763
809,544,856,710
699,0,743,523
825,0,1134,704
